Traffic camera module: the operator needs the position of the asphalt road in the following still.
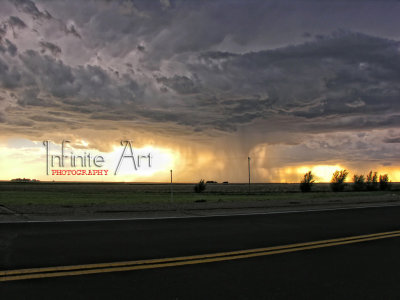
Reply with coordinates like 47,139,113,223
2,205,400,299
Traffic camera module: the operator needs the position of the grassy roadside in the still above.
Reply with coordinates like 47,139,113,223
1,190,399,205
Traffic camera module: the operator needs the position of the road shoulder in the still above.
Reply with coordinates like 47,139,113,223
1,193,400,222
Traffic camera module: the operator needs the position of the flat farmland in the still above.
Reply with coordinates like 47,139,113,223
1,182,399,206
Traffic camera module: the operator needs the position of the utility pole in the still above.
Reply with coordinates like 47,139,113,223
248,157,251,194
170,169,173,202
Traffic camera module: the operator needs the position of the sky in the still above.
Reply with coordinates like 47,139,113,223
1,0,400,183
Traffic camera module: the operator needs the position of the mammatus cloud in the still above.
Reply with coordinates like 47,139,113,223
1,0,400,182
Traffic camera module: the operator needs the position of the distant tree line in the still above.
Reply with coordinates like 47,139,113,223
300,170,392,192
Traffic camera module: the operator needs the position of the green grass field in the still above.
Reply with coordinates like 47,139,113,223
1,182,399,205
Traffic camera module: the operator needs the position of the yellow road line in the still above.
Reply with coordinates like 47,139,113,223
1,229,399,276
1,229,399,277
1,230,400,282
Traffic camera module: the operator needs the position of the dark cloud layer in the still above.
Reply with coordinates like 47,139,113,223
1,0,400,170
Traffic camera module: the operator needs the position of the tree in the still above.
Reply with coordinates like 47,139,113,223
194,179,207,193
300,171,315,192
353,174,365,191
330,169,349,192
366,171,378,191
379,174,391,191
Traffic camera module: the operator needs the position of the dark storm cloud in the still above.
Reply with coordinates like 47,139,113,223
8,16,26,29
156,75,199,95
0,57,25,89
2,30,400,137
18,50,75,98
0,28,396,124
39,41,61,56
12,0,51,20
0,39,17,56
1,0,400,167
188,32,400,130
14,50,143,107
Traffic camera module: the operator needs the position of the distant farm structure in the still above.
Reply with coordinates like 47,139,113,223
10,178,40,183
